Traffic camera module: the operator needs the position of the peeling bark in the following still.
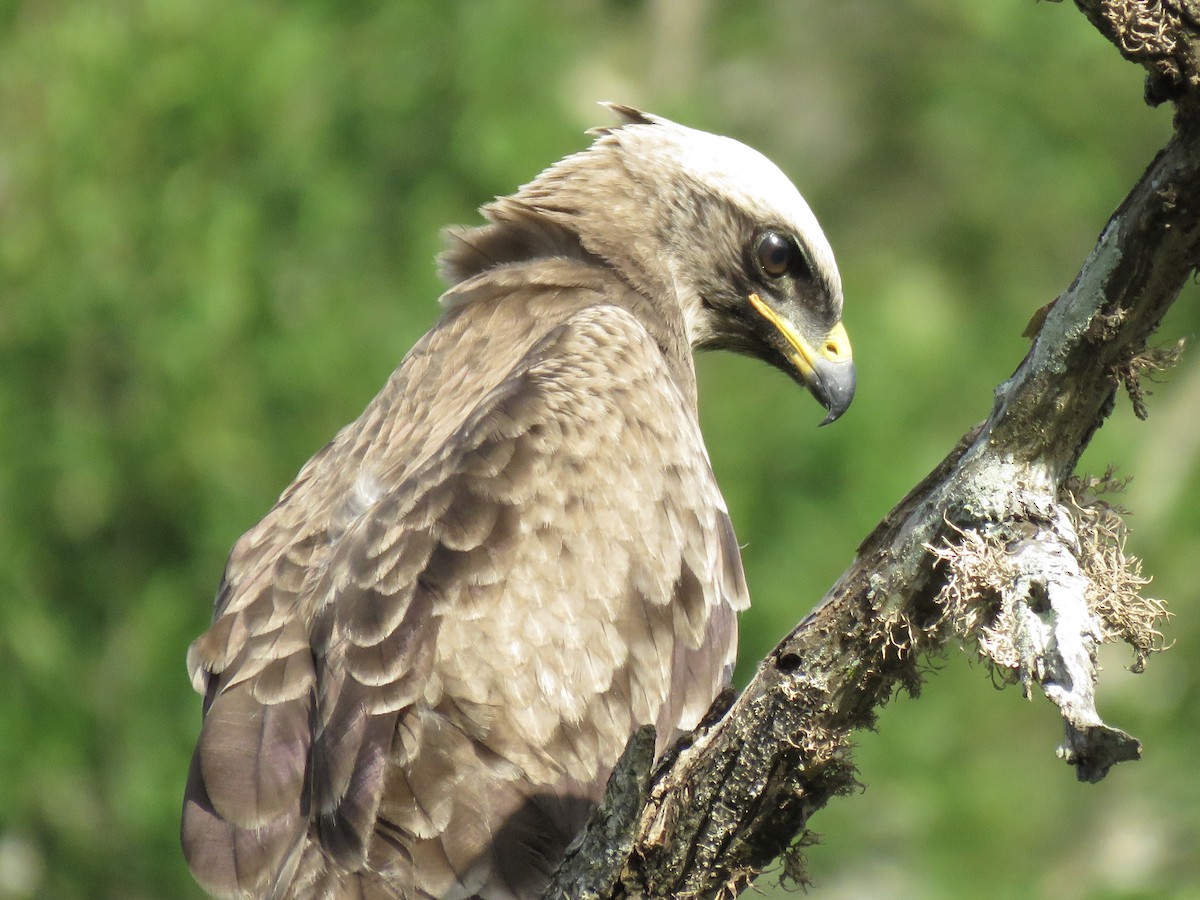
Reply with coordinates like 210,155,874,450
543,4,1200,898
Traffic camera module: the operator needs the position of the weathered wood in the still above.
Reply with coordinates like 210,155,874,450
1068,0,1200,108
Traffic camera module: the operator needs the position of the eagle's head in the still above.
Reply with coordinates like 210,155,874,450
589,104,853,423
446,104,855,423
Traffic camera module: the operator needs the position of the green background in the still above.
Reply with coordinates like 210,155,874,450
1,2,1197,897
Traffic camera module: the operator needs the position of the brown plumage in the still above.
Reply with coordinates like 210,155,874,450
182,105,854,899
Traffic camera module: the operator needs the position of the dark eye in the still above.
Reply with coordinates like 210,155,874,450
755,231,795,278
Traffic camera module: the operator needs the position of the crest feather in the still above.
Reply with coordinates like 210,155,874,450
586,102,667,138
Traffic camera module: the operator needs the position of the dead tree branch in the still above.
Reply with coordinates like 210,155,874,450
545,4,1200,898
1069,0,1200,108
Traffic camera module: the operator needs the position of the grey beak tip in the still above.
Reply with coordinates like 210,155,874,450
811,358,856,426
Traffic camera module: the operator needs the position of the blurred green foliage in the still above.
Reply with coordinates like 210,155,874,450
0,2,1196,898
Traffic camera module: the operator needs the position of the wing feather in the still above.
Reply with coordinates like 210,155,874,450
183,265,750,898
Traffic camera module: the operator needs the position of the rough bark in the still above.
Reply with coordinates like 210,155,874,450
1069,0,1200,109
543,4,1200,899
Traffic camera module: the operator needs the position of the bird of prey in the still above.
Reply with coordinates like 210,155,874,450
182,104,854,900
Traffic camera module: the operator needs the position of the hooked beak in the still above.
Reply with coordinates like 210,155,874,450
748,293,856,425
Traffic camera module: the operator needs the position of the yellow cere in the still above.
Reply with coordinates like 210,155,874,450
746,293,852,375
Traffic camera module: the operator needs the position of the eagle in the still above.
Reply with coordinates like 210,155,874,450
182,104,854,900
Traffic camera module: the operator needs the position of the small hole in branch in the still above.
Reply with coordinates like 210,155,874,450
776,652,803,673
